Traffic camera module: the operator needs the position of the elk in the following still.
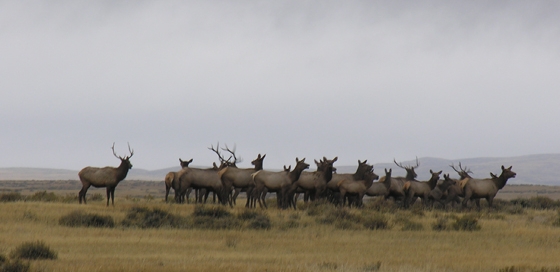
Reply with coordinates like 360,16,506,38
78,143,134,206
251,157,309,209
428,173,455,207
402,169,442,208
288,157,338,208
365,168,392,198
325,160,373,204
387,158,420,203
164,158,193,202
174,144,232,205
337,167,379,207
443,162,476,207
219,151,266,208
462,165,516,208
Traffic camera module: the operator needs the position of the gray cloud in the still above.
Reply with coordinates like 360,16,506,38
1,1,559,171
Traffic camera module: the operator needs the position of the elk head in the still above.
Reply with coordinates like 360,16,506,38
500,165,517,179
450,162,473,179
251,153,266,169
179,158,193,168
112,142,134,169
394,157,419,180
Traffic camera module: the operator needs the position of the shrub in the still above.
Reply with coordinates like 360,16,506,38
363,214,389,230
0,258,30,272
0,192,23,202
237,210,261,220
26,191,58,202
552,211,560,227
10,241,57,260
401,220,424,231
89,193,104,201
59,211,115,228
432,217,449,231
318,208,362,225
121,207,183,229
452,214,481,231
0,254,6,264
193,205,231,218
247,214,271,230
510,196,560,210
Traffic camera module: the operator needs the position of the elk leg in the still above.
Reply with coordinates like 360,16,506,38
79,183,91,204
165,185,170,202
106,187,111,206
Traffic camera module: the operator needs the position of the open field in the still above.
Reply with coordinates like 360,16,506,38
1,186,560,271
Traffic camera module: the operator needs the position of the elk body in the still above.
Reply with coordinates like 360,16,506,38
164,158,193,202
288,157,338,207
175,166,227,205
78,143,134,206
402,170,442,207
325,160,373,204
219,153,266,207
337,167,379,207
462,165,516,208
365,168,393,198
251,158,309,209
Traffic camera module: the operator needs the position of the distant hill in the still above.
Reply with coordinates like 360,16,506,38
0,154,559,185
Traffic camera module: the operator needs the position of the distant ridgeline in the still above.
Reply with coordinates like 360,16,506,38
0,154,559,185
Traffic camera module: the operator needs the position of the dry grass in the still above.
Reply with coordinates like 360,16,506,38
1,197,560,271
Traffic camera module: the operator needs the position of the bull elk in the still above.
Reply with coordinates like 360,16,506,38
387,157,420,203
78,143,134,206
164,158,193,202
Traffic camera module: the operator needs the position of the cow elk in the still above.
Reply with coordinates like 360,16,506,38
366,168,392,198
251,157,310,209
219,152,266,208
164,158,193,202
78,143,134,206
462,165,516,209
337,167,379,207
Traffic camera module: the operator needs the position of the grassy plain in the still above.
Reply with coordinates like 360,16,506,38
0,198,560,271
1,181,560,271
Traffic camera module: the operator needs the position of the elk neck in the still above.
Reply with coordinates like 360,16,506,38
116,160,131,181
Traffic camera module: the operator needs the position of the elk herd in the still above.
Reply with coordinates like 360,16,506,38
78,143,517,209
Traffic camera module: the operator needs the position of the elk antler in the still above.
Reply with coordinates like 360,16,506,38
208,142,231,166
394,157,419,170
222,144,243,165
112,142,134,160
450,162,472,175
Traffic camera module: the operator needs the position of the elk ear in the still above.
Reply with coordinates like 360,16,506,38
262,154,266,159
188,159,193,163
501,165,505,170
179,158,183,163
430,170,433,174
508,166,512,170
332,157,338,162
438,170,442,175
315,159,320,165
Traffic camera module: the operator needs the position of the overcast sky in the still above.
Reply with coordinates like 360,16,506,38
1,1,559,171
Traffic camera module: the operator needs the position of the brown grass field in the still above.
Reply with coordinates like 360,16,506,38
1,180,560,271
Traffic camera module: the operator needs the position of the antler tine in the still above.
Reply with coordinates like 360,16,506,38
126,142,134,159
111,142,121,159
449,163,460,174
208,142,227,164
393,158,406,169
414,156,420,168
458,162,473,174
222,144,243,164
